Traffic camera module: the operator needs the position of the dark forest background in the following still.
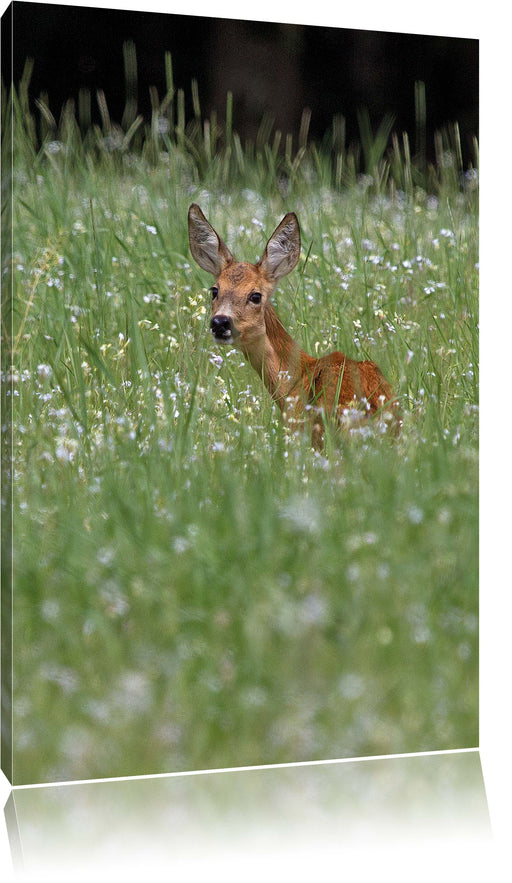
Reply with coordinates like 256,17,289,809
4,2,478,158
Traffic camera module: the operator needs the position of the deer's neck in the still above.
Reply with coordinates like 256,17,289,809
242,304,314,411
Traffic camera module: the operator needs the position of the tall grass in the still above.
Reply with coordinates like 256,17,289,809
2,52,478,784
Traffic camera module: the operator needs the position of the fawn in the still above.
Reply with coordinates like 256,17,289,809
188,204,401,448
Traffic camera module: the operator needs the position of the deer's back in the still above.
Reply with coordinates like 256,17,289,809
310,351,396,415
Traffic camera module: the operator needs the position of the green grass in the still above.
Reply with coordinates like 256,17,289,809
2,63,478,784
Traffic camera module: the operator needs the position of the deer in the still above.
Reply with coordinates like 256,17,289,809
188,204,401,449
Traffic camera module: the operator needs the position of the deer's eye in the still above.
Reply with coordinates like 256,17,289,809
210,287,219,300
249,292,262,305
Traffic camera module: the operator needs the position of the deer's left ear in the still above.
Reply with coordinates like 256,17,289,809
188,204,233,276
259,212,301,281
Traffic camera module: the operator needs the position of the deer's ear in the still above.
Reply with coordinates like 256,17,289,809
188,204,233,276
259,212,301,281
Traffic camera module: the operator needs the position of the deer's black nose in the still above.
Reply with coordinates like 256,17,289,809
210,315,233,339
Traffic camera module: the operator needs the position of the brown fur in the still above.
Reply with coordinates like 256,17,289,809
188,204,401,448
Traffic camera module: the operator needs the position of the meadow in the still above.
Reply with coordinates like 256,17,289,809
2,58,478,784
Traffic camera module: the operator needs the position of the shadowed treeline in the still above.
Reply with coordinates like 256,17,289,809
6,3,478,162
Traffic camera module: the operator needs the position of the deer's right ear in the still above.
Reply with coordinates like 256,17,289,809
188,204,233,276
259,212,301,281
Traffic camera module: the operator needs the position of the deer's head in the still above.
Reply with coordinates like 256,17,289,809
188,204,301,348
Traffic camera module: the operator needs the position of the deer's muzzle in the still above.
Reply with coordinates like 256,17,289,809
211,315,236,342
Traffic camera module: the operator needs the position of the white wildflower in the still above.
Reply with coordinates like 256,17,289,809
37,363,52,382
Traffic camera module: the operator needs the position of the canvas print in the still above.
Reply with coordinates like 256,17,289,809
1,1,479,785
